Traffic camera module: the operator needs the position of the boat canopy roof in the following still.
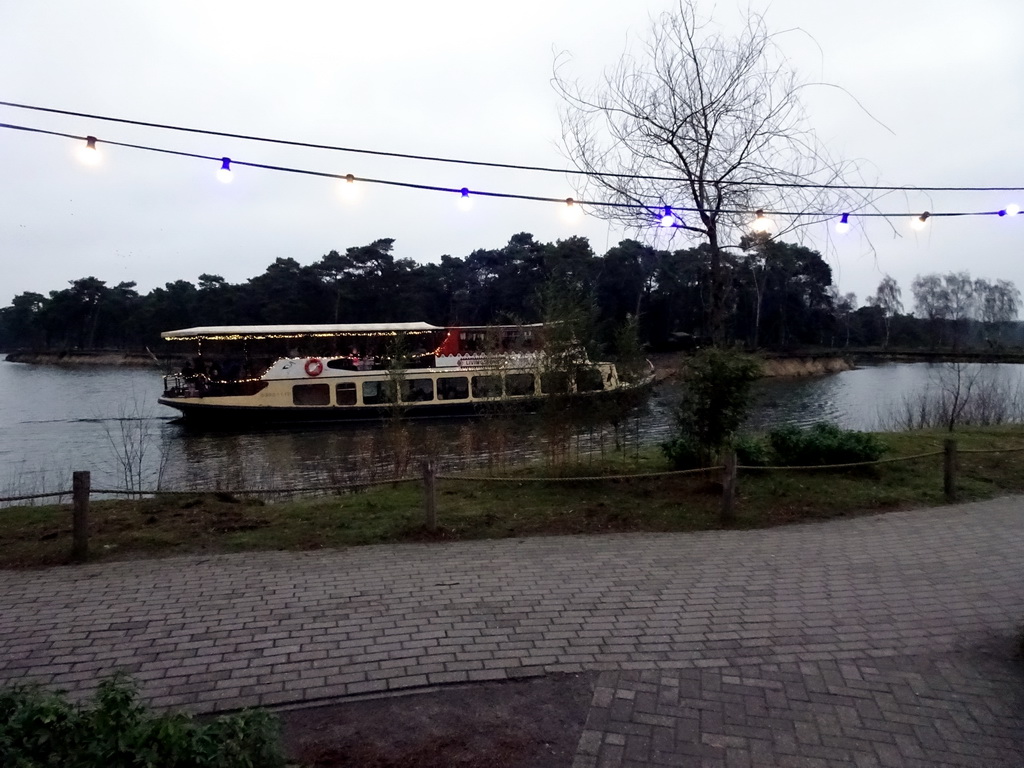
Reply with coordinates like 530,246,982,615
162,323,444,341
451,324,544,331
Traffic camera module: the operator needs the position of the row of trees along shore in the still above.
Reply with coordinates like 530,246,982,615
3,2,1021,357
1,233,1020,355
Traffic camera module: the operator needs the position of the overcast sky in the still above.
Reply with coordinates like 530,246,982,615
2,1,1022,313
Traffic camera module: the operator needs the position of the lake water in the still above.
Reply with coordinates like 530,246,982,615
3,359,1024,498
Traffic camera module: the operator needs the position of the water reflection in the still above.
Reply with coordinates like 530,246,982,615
164,407,654,493
748,362,1024,432
4,360,1024,496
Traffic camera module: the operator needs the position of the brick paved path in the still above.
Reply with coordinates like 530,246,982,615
3,498,1024,765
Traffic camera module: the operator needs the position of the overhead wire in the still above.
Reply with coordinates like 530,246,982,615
3,99,1024,193
0,120,1017,222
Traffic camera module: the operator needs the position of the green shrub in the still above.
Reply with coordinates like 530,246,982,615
0,674,284,768
663,349,761,467
734,435,772,467
767,422,887,466
662,434,704,469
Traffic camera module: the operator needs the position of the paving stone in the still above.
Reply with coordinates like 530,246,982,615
4,498,1024,763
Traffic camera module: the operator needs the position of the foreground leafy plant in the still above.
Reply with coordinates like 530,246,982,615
0,674,284,768
663,349,761,468
734,434,773,467
766,422,888,466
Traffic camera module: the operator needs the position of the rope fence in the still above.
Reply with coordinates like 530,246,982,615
5,437,1024,562
0,490,70,504
88,476,419,497
0,476,420,504
437,465,723,482
735,450,945,472
958,446,1024,454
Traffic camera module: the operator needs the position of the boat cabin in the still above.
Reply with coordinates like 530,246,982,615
157,322,633,421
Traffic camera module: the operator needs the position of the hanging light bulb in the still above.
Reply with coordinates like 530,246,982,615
217,157,233,183
659,206,675,228
78,135,100,166
751,209,773,233
835,213,851,234
1001,204,1020,217
562,197,583,223
457,187,472,211
338,173,359,202
911,211,930,231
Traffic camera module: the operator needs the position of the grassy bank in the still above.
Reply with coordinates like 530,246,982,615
4,426,1024,569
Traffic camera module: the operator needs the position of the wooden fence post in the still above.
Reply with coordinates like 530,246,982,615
721,451,737,525
72,470,90,562
944,438,958,503
422,460,437,532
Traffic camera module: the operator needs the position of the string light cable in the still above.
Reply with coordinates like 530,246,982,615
3,99,1024,193
0,121,1018,225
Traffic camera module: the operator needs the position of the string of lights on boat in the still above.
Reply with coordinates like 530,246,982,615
1,116,1021,236
164,330,440,342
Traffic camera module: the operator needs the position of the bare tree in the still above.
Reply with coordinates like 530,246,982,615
912,274,950,320
939,361,980,432
743,236,771,349
879,364,1024,431
991,280,1021,323
866,275,902,349
913,272,1020,349
976,277,1020,345
827,287,857,347
974,278,993,323
912,273,950,348
555,1,871,343
943,272,976,350
101,391,170,496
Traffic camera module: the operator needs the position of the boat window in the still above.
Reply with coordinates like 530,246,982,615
472,375,502,399
335,382,357,406
540,371,570,395
327,358,357,371
437,376,469,400
401,378,434,402
576,367,605,392
460,331,485,353
293,383,331,406
362,380,396,405
505,373,535,397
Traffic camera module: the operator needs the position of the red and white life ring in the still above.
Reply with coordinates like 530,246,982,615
304,357,324,377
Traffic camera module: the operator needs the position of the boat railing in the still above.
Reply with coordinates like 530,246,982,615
162,373,188,397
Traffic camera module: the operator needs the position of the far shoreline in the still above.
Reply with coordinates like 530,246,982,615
3,350,172,368
9,347,1024,380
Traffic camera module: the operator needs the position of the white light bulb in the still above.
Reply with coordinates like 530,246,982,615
78,136,100,166
338,174,359,202
911,213,929,231
562,198,583,224
835,213,850,234
457,188,472,211
751,209,773,233
1006,204,1020,217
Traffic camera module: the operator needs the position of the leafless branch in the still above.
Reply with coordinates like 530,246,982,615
554,1,878,340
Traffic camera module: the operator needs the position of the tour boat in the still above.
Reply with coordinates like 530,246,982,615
157,322,653,422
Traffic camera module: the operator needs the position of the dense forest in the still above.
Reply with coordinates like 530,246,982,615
1,232,1020,353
